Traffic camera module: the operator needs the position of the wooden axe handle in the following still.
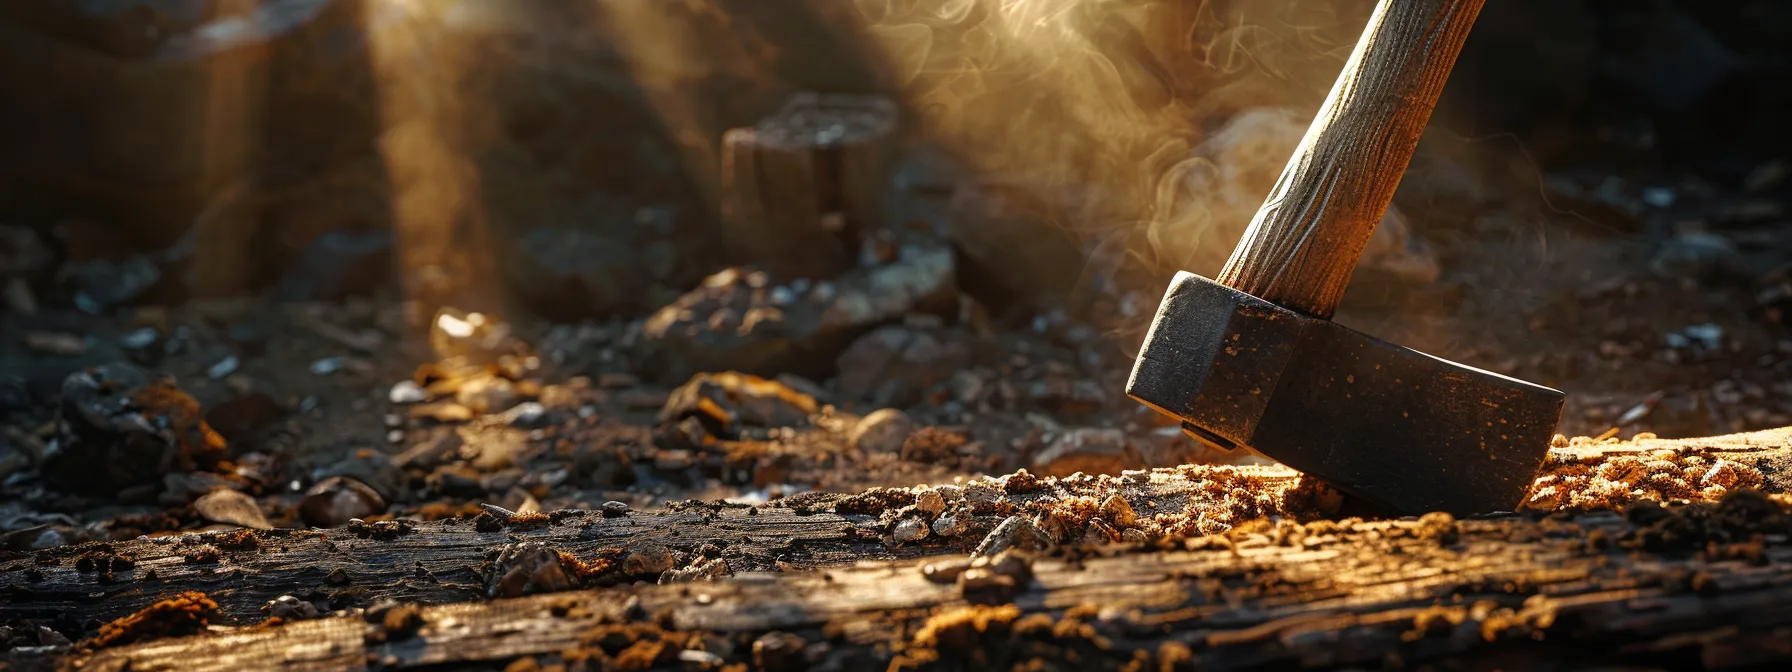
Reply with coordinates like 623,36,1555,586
1216,0,1484,319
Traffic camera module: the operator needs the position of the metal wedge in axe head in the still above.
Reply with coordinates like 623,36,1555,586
1125,0,1563,516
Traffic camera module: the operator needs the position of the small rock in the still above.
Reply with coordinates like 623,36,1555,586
485,542,576,599
193,489,272,530
914,487,947,517
1650,233,1747,282
498,401,551,428
308,357,346,375
119,327,159,350
931,511,969,537
42,364,229,495
659,372,818,439
601,501,631,518
835,326,971,403
641,237,956,381
298,477,386,529
659,557,732,583
411,401,475,423
621,545,676,577
206,356,240,380
972,515,1052,557
753,631,808,672
1100,494,1137,528
456,376,520,415
388,380,428,404
23,332,86,356
893,517,930,543
849,408,914,453
1031,428,1139,477
431,308,525,369
313,449,406,501
958,551,1033,602
263,595,320,621
60,256,161,312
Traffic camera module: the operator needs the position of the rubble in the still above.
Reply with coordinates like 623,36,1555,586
1031,428,1138,477
835,326,971,404
640,238,955,381
659,372,818,439
484,542,577,599
192,490,272,530
848,408,915,454
41,364,228,496
298,477,387,529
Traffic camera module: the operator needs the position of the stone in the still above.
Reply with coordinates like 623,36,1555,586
59,256,163,312
835,326,971,403
298,477,387,529
393,430,466,471
264,595,321,622
893,517,929,543
1031,428,1140,478
1650,232,1748,282
430,309,526,370
621,545,676,577
388,380,428,404
931,511,969,537
455,376,521,415
42,364,229,496
914,487,946,517
848,409,915,454
640,236,956,382
313,449,406,501
1100,494,1137,528
485,542,577,599
659,372,819,439
193,489,273,530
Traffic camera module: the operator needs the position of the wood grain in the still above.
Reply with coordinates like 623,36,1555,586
66,497,1792,671
1216,0,1484,318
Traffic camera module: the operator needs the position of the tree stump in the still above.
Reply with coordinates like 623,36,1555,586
719,92,899,282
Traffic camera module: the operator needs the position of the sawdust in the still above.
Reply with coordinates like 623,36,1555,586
1525,434,1775,512
87,591,218,649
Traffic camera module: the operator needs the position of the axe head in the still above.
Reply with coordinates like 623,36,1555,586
1127,272,1564,516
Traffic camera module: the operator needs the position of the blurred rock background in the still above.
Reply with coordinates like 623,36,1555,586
1,0,1790,421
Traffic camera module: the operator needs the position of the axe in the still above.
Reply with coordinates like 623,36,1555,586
1126,0,1564,515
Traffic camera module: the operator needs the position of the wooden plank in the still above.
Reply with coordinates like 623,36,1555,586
68,492,1792,670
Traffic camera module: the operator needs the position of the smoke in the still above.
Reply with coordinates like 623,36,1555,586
853,0,1378,281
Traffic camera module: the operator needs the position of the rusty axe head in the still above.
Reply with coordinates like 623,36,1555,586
1125,0,1562,515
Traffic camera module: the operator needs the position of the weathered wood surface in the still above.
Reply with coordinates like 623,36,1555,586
67,493,1792,671
0,506,874,626
0,463,1307,626
1217,0,1484,318
13,430,1792,669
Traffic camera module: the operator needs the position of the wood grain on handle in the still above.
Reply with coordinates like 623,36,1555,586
1215,0,1484,319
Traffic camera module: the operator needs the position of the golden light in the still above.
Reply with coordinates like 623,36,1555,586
361,0,506,346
